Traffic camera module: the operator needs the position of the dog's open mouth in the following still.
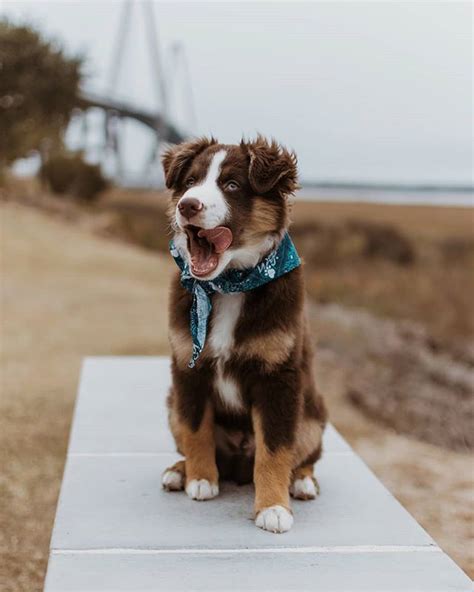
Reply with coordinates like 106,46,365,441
185,225,233,277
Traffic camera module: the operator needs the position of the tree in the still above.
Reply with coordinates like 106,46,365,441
0,21,82,167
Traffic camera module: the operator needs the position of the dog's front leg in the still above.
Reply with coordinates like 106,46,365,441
252,407,295,533
180,399,219,501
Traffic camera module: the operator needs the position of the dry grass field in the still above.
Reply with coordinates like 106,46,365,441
1,185,473,590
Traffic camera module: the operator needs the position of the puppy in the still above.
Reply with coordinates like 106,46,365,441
161,136,327,533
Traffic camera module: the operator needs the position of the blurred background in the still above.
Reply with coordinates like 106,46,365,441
0,1,472,589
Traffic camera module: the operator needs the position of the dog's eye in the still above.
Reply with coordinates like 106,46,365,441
185,177,195,188
225,181,240,191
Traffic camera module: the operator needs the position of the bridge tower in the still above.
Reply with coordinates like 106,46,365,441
75,0,192,186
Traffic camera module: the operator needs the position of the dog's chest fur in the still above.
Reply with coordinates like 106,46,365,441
208,293,245,412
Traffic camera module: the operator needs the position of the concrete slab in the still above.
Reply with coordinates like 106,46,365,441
45,550,472,592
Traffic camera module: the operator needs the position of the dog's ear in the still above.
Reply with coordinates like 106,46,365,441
162,137,217,189
243,135,299,197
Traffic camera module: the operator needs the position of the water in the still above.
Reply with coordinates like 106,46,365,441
297,185,474,207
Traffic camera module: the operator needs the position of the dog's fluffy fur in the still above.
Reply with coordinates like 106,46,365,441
161,136,327,533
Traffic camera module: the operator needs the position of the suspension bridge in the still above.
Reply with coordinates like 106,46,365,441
72,0,193,186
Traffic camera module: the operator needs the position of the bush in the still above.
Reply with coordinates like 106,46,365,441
291,219,415,266
439,237,474,263
346,220,415,264
39,153,108,201
0,21,82,167
100,206,170,253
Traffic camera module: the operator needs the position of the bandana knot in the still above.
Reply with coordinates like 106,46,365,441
169,232,301,368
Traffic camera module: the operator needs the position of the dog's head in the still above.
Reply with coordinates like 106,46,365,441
162,135,298,280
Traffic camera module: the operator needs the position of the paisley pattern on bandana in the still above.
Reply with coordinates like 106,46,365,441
169,232,301,368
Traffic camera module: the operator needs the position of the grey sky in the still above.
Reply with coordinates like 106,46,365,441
2,1,473,184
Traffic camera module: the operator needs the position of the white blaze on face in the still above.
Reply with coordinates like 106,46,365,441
176,149,228,229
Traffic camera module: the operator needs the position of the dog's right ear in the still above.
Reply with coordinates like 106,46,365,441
162,137,217,190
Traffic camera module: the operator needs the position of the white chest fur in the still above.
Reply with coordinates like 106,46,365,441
208,293,245,412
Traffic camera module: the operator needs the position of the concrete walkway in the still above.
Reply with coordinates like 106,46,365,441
44,357,472,591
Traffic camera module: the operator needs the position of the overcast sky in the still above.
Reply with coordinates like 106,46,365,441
2,0,473,184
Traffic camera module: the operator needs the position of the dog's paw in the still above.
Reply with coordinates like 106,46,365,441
290,476,319,500
186,479,219,501
255,505,293,533
162,469,184,491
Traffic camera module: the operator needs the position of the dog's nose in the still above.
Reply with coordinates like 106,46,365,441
178,197,203,220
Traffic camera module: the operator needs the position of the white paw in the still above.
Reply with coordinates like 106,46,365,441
162,469,184,491
290,476,318,500
186,479,219,501
255,505,293,533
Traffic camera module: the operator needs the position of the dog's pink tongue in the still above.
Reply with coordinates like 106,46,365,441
198,227,233,254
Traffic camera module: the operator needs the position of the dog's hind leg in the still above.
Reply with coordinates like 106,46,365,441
290,463,320,500
290,435,323,501
162,459,186,491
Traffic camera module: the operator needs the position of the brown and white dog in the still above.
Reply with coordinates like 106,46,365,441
161,136,327,533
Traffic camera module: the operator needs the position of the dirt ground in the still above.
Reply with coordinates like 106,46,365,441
1,198,473,590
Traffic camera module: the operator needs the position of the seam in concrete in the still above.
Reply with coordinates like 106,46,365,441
51,545,441,555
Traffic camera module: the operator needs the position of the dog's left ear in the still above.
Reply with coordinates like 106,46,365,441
244,136,299,197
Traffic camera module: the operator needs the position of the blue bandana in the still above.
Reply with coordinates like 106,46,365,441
169,232,301,368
